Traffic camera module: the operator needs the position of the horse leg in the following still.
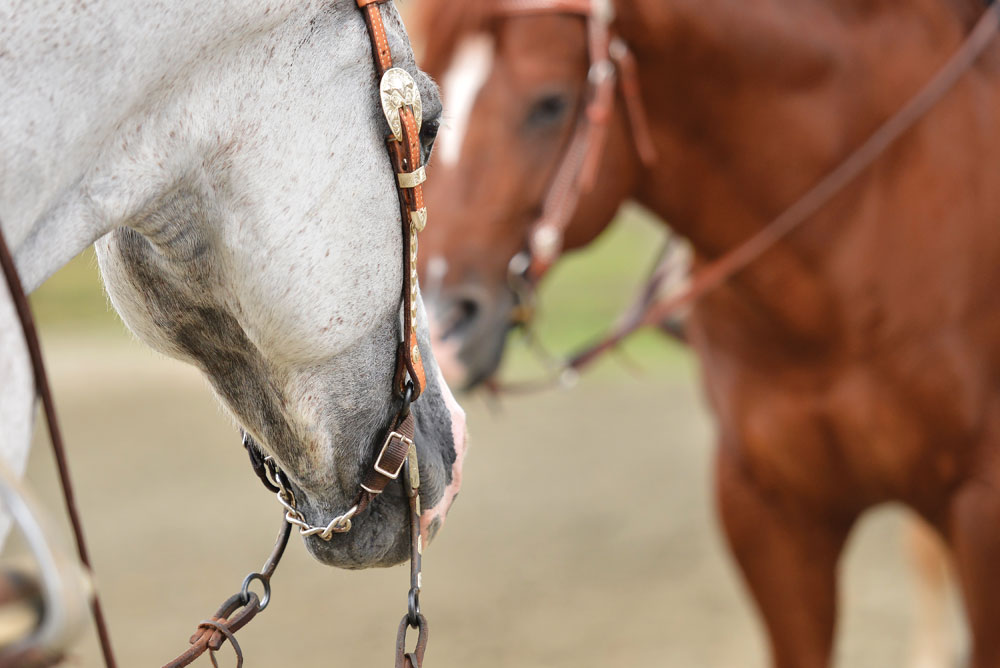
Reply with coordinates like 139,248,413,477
904,514,957,668
716,449,852,668
946,476,1000,668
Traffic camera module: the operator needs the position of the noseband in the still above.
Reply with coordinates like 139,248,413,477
0,1,435,665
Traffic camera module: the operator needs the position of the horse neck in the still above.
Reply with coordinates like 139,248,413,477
0,0,316,292
616,0,983,343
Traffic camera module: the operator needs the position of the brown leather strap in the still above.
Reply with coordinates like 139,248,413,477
524,9,616,279
496,1,658,282
391,109,428,399
611,38,658,167
564,3,1000,370
359,0,428,399
395,613,428,668
164,594,258,667
358,0,394,75
494,2,1000,392
256,0,430,535
163,516,291,667
356,412,416,514
0,226,117,666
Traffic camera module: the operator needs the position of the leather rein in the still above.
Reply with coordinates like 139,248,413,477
0,1,433,665
496,0,1000,391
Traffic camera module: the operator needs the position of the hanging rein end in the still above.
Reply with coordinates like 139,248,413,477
396,442,426,668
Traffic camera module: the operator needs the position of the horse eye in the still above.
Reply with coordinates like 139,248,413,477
525,93,570,129
420,117,440,160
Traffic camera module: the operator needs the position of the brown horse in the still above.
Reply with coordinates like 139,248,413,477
413,0,1000,666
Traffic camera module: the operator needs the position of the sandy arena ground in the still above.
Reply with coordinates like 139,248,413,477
10,336,964,667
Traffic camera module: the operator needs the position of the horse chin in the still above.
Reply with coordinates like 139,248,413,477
293,421,466,568
296,490,411,569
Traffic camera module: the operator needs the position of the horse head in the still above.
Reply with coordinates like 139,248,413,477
0,1,466,568
413,0,647,388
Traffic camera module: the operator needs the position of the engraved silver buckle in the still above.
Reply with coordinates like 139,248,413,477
397,165,427,189
380,67,423,143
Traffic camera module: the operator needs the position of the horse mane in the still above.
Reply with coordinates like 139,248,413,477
409,0,495,73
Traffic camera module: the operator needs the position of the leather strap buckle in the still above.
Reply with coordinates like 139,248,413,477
373,430,414,480
380,68,423,143
397,166,427,189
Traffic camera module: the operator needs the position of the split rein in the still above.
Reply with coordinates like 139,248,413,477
161,443,427,668
497,1,1000,393
0,0,434,666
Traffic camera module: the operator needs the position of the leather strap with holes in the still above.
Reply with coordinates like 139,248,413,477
358,0,427,400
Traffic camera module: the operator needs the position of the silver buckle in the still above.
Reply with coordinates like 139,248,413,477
397,165,427,189
373,431,414,479
380,67,423,143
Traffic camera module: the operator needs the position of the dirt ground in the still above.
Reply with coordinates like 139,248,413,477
10,335,964,667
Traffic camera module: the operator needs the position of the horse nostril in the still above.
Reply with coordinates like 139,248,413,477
457,296,478,321
440,295,482,341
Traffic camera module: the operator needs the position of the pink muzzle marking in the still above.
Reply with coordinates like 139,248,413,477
420,366,467,543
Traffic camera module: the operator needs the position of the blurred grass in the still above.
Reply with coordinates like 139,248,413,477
30,207,693,381
30,248,125,336
500,206,692,382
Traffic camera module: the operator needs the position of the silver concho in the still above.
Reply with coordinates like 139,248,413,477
380,67,423,143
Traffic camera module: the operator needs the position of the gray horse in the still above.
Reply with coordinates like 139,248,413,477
0,0,467,585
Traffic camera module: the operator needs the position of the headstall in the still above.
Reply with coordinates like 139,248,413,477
495,0,659,324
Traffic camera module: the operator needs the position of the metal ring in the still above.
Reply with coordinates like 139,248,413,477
587,59,614,85
407,587,420,628
262,457,282,491
400,382,414,418
240,572,271,611
507,250,531,281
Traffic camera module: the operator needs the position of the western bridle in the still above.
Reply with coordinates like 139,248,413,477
498,0,659,325
0,0,434,665
492,0,1000,391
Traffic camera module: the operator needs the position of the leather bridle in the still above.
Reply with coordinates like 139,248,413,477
493,1,1000,393
497,0,659,324
0,0,435,665
247,0,432,545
